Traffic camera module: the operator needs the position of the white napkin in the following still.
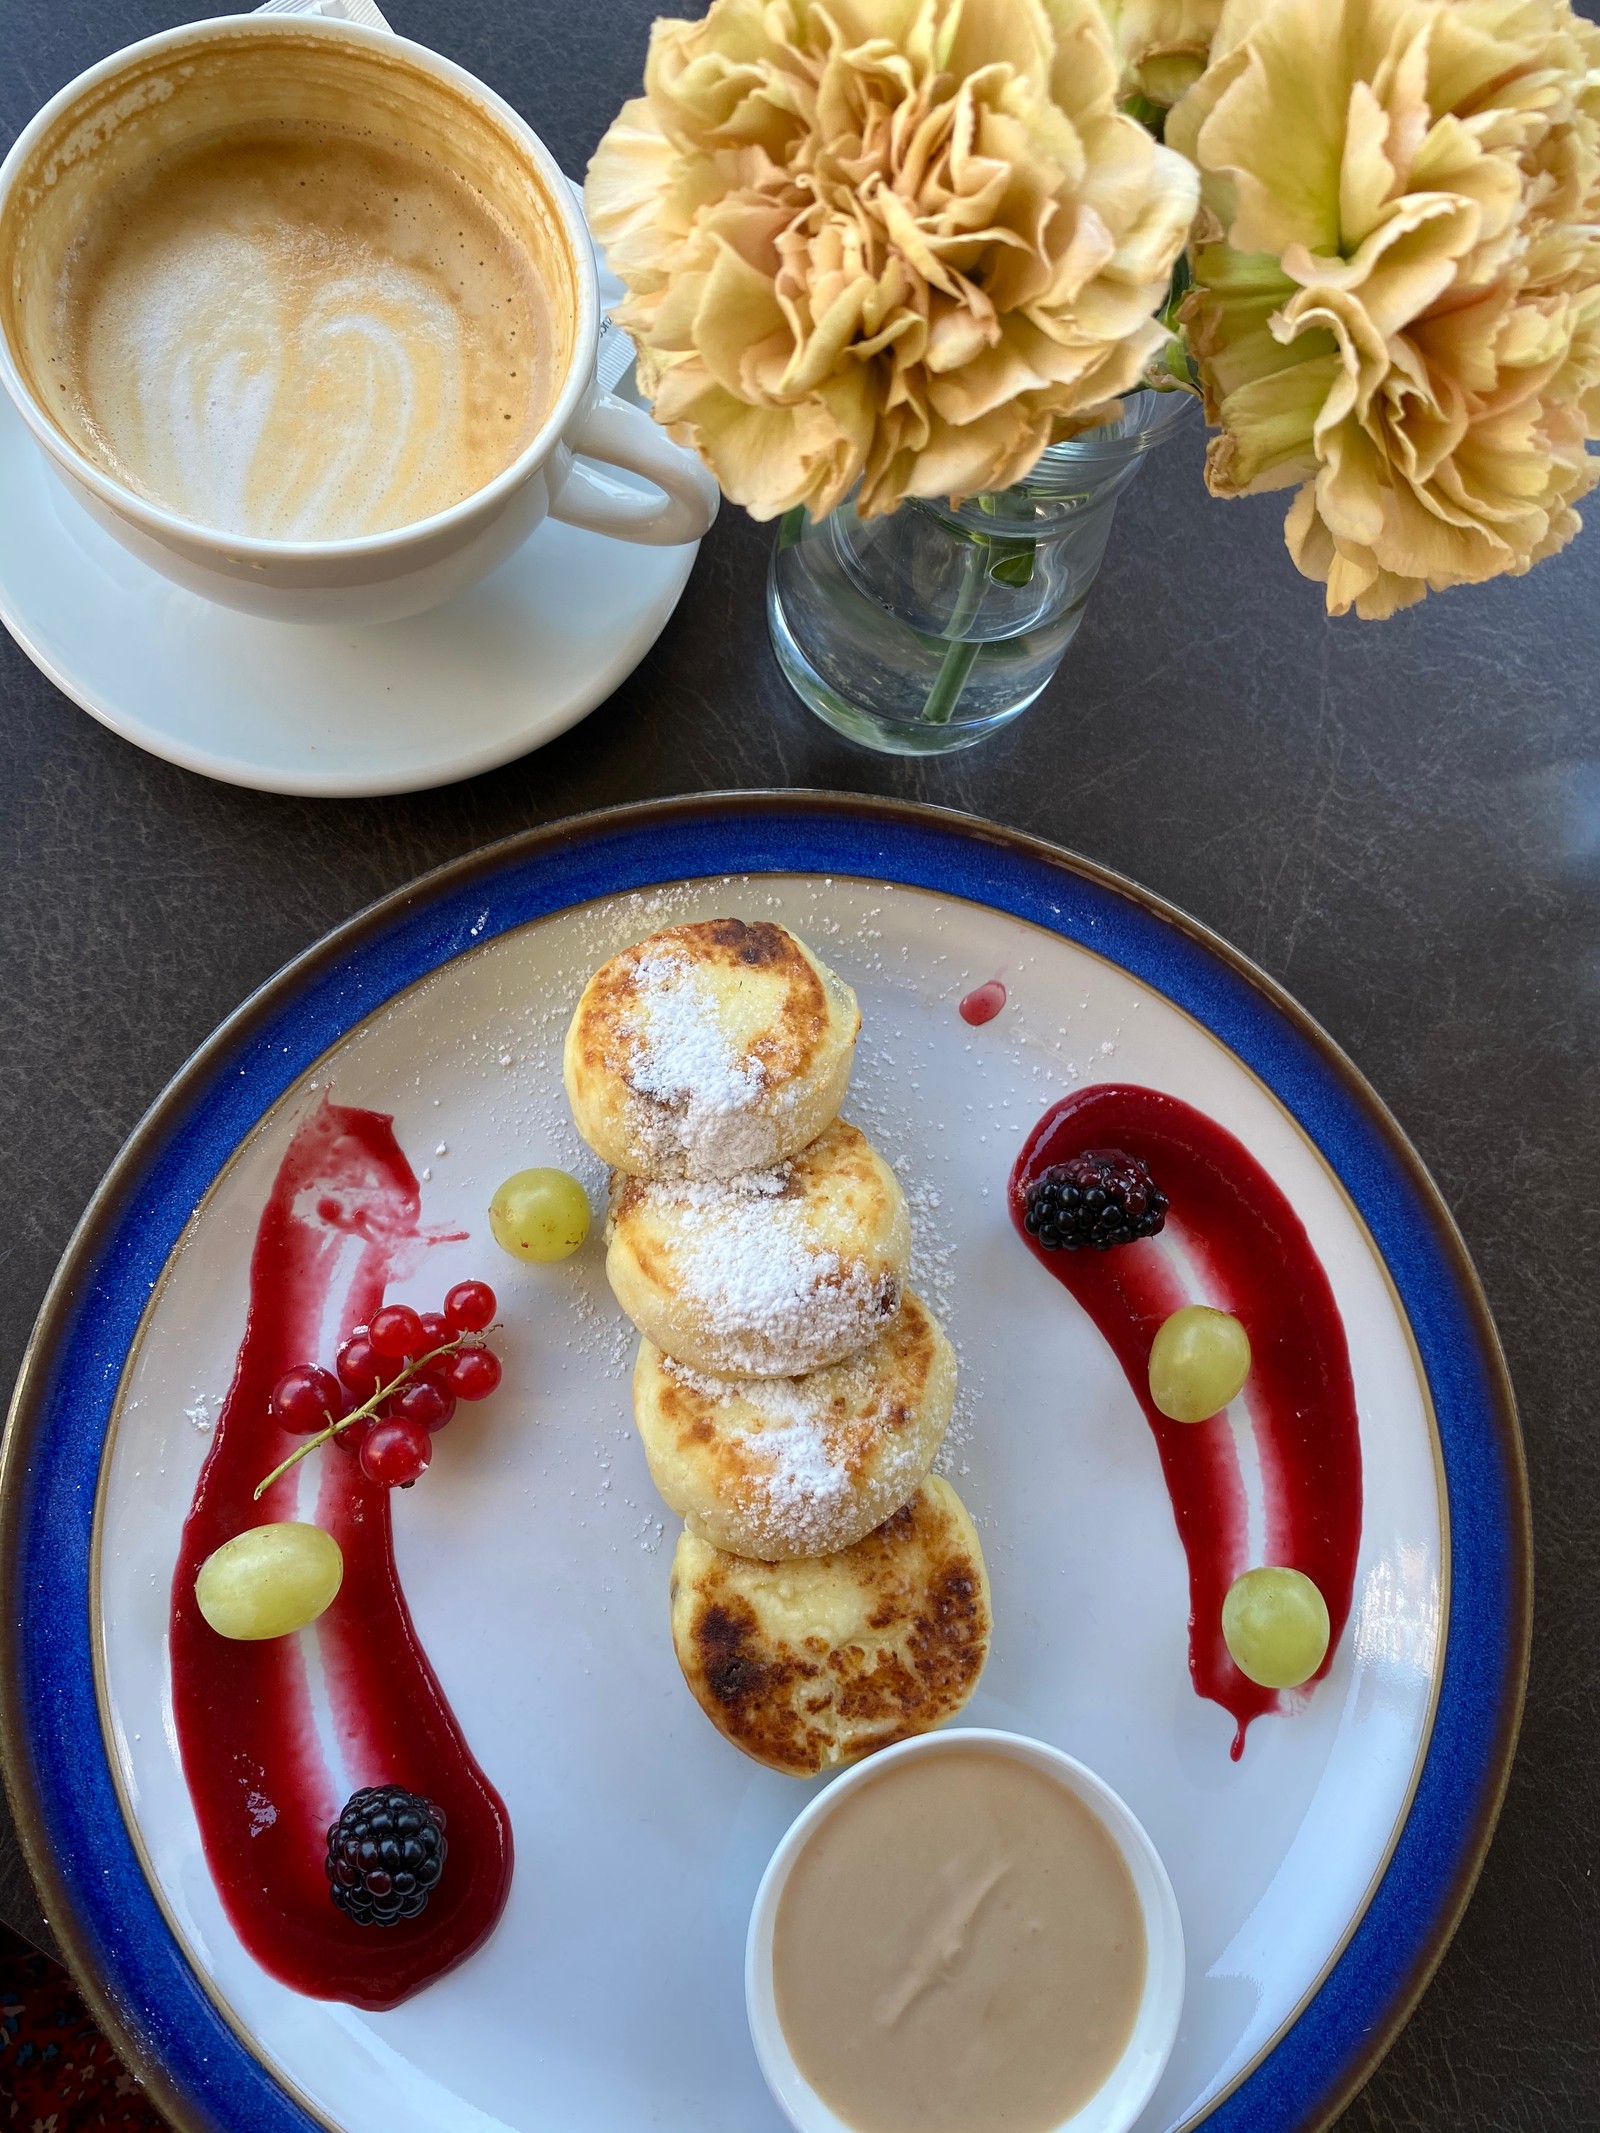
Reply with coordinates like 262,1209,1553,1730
256,0,394,24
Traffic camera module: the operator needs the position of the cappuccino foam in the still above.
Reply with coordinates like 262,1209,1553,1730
52,125,556,540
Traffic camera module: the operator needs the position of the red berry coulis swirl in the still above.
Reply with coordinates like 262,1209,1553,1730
1010,1084,1363,1757
169,1099,512,2007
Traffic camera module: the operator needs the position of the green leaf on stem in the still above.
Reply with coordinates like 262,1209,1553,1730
989,545,1036,587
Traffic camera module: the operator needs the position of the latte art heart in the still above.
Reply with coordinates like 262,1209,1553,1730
54,127,554,541
101,236,469,539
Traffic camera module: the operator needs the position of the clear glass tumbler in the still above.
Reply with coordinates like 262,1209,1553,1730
767,388,1195,755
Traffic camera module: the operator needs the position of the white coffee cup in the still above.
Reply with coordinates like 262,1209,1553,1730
0,13,719,626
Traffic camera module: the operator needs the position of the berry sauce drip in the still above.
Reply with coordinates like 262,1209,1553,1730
959,979,1007,1026
169,1099,512,2008
1010,1085,1362,1758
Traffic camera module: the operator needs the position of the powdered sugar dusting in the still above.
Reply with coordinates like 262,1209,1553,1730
624,951,781,1175
640,1164,898,1377
661,1351,929,1555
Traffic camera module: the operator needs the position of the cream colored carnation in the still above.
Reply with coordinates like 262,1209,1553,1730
1100,0,1222,107
586,0,1198,518
1169,0,1600,618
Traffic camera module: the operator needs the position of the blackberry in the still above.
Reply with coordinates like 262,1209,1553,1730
1023,1149,1167,1251
325,1785,447,1927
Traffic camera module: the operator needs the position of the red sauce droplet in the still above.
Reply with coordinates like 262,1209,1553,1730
1010,1085,1362,1758
959,979,1007,1026
169,1099,512,2007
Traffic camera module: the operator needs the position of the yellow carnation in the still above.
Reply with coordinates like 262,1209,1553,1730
1169,0,1600,618
586,0,1198,519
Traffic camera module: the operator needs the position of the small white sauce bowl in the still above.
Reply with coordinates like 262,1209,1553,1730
746,1728,1185,2133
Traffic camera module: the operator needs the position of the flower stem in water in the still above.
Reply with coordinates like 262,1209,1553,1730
921,510,990,725
921,495,1037,724
921,636,983,724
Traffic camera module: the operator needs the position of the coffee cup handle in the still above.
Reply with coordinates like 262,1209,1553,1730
549,393,720,547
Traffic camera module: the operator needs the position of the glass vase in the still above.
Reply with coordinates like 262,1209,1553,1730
767,387,1196,755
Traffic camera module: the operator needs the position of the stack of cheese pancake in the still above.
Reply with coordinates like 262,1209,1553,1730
564,918,991,1775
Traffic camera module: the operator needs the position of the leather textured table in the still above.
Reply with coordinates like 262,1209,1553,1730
2,2,1597,2126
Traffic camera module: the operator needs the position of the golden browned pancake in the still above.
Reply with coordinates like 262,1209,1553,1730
669,1478,991,1776
605,1119,910,1377
634,1294,955,1560
563,919,860,1179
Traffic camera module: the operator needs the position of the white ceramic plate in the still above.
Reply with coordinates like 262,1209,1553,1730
2,799,1527,2133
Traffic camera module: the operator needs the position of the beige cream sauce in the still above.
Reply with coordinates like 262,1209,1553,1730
774,1751,1146,2133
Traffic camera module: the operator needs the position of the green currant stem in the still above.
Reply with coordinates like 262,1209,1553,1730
253,1340,464,1502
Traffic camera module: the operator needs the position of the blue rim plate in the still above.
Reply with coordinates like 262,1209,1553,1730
0,793,1529,2133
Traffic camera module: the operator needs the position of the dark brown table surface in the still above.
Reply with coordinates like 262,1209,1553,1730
3,1,1598,2126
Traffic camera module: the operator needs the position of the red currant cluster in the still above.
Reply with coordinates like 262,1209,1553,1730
264,1280,502,1494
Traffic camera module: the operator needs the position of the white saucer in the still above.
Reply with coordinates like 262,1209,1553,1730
0,239,701,798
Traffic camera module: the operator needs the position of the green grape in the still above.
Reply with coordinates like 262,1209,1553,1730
195,1522,343,1641
1222,1567,1331,1689
489,1167,591,1263
1147,1305,1251,1423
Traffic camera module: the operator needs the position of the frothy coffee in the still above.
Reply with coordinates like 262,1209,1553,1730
52,125,554,541
0,24,578,547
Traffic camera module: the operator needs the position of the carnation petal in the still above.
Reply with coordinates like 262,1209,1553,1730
782,275,877,393
691,241,791,397
1338,81,1397,247
1194,0,1351,256
1210,352,1341,492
